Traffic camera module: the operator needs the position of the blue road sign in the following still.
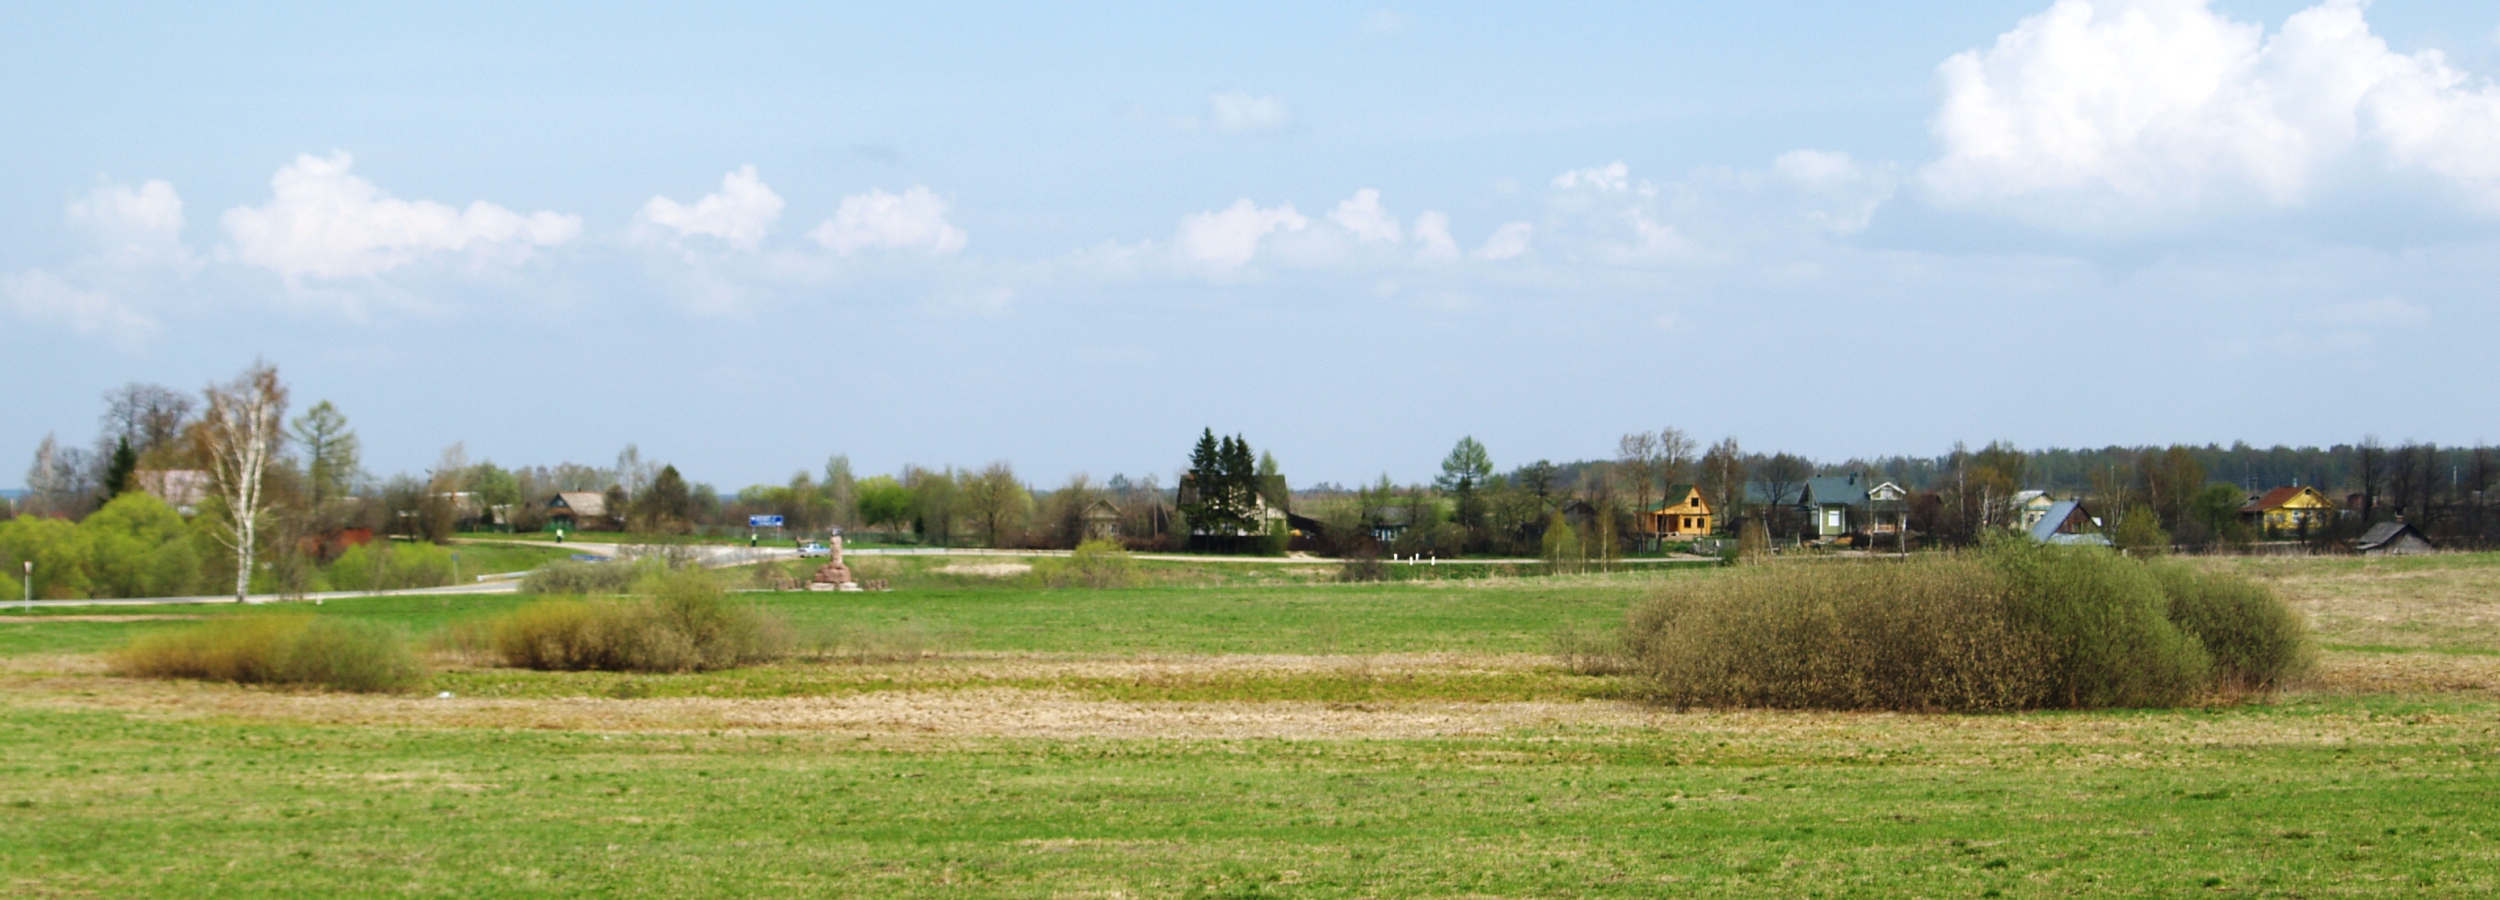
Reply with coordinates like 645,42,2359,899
749,515,786,528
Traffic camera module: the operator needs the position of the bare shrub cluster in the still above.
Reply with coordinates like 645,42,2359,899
521,558,661,594
110,616,425,692
491,569,791,673
1609,540,2311,711
1030,540,1140,589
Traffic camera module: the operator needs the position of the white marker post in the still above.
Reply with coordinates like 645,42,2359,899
22,560,30,612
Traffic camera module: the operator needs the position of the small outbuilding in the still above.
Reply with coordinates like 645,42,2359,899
1080,498,1122,542
2353,521,2434,556
2028,500,2110,546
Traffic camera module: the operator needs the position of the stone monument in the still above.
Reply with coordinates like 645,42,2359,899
807,532,861,592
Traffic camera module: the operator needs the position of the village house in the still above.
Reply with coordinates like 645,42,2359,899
133,469,211,516
1741,473,1874,541
1080,498,1121,542
2012,490,2059,532
545,491,617,532
2029,500,2110,546
1646,484,1714,537
2240,486,2335,537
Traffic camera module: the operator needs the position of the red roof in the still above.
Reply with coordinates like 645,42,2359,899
2240,486,2312,513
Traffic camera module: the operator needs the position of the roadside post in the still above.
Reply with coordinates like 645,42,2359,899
21,561,28,612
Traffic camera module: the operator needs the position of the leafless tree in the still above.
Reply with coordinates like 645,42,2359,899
201,361,289,601
1615,432,1661,547
1697,437,1744,535
1751,453,1813,539
2355,437,2386,522
1658,427,1697,487
100,382,195,463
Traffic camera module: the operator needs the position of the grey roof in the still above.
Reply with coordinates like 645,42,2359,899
2355,521,2429,549
2030,500,2096,542
551,491,608,517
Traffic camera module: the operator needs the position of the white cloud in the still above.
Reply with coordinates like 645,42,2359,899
1552,162,1630,192
1771,149,1896,233
641,165,784,251
222,152,580,280
2296,296,2429,327
1412,211,1461,261
1327,189,1403,242
4,269,156,349
808,186,968,256
68,179,184,252
1208,91,1291,133
1475,222,1535,260
1177,199,1308,270
1925,0,2500,224
1360,10,1411,34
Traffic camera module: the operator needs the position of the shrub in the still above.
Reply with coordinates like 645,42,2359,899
1983,538,2210,708
110,616,424,692
1031,540,1140,589
1615,541,2308,712
489,569,790,672
521,557,659,594
1623,555,2046,711
2151,562,2314,692
1551,622,1634,676
329,541,457,592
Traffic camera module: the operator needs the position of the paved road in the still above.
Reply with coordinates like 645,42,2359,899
4,542,1715,610
4,578,521,610
461,538,1721,567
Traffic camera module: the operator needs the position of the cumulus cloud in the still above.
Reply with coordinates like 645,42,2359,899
1925,0,2500,224
1552,161,1631,192
1208,91,1291,133
1328,189,1404,242
1177,199,1309,270
1475,222,1535,260
808,186,968,256
68,179,184,253
4,269,156,348
222,152,580,280
1412,211,1461,261
4,179,205,347
640,165,784,250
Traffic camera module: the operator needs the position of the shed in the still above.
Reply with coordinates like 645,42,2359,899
2028,500,2110,546
2353,522,2434,556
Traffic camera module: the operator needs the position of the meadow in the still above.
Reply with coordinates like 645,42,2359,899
1,552,2496,896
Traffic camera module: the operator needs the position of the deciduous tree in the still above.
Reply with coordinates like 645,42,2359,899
200,361,289,601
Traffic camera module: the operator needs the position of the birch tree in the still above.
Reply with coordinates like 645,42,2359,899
201,362,289,602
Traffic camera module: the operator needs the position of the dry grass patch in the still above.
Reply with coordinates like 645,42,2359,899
2193,554,2500,653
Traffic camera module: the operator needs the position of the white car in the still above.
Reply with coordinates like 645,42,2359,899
797,542,831,558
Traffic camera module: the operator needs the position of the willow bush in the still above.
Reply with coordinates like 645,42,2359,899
490,567,790,673
1614,540,2309,711
110,616,425,693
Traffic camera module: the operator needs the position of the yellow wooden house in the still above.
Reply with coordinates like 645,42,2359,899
1649,484,1715,536
2240,486,2334,536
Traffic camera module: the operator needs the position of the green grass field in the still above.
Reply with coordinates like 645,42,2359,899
3,553,2497,896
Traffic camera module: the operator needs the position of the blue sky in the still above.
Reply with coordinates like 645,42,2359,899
7,1,2499,489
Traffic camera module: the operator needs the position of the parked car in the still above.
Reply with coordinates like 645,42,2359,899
797,542,831,558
